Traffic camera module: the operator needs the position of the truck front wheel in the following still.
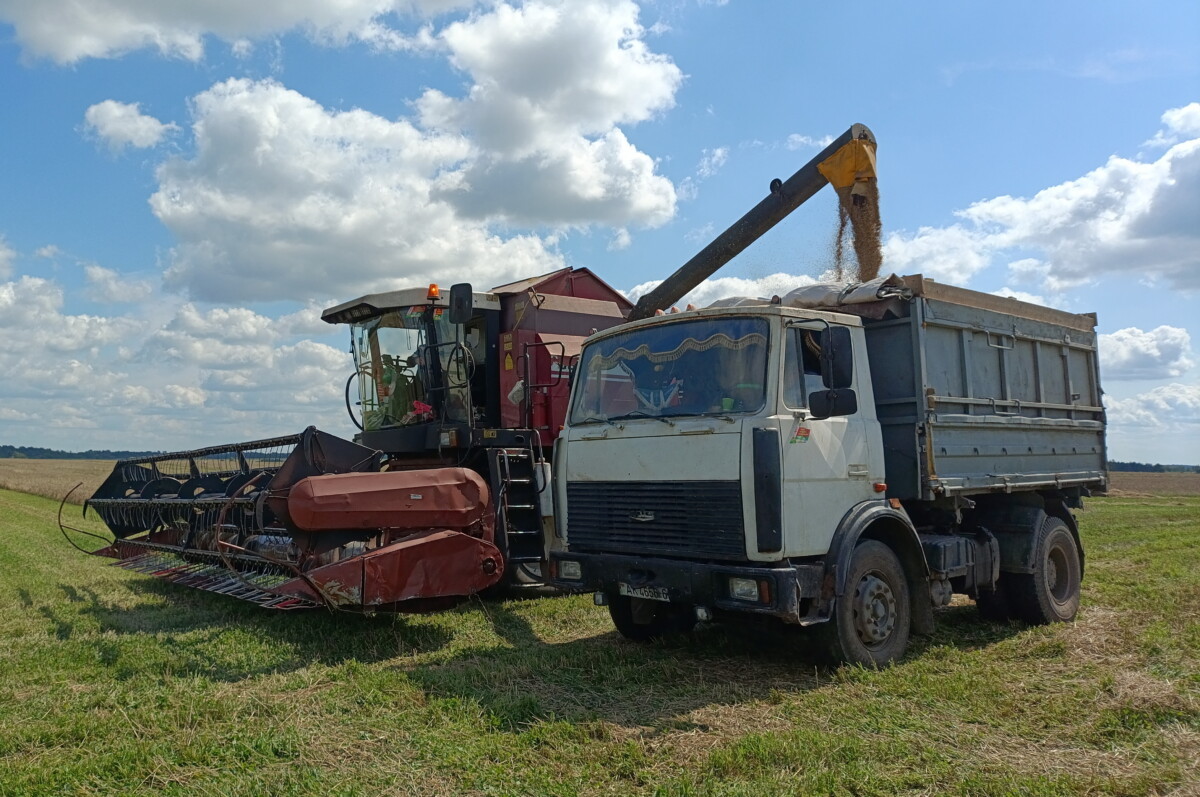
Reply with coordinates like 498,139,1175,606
1010,516,1081,624
820,540,911,667
608,595,695,642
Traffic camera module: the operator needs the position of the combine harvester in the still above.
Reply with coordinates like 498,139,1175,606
65,124,879,614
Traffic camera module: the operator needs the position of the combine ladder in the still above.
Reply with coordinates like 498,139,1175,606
489,448,549,586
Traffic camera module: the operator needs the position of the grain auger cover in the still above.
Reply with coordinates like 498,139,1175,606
72,426,505,611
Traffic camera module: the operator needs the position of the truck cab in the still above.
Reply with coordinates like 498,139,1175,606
550,306,909,657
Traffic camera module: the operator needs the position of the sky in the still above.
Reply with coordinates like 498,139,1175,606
0,0,1197,464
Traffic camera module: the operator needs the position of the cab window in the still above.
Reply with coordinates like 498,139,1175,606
783,326,823,408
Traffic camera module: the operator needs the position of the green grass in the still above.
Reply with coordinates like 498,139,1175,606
1,489,1197,796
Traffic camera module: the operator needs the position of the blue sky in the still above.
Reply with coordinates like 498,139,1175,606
0,0,1197,463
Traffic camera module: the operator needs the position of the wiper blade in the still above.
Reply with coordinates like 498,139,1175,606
611,410,675,426
576,415,618,427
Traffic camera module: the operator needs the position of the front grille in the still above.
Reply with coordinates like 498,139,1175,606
566,481,745,560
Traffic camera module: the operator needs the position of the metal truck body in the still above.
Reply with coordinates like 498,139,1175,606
550,275,1105,665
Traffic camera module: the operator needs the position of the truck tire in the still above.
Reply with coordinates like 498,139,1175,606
1009,516,1081,624
608,595,695,642
819,540,911,667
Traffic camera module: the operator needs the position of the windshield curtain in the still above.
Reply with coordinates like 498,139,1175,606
351,308,468,429
570,317,769,424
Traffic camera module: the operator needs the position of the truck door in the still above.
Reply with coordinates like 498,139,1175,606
777,323,877,557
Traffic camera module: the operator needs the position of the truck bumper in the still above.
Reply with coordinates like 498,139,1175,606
548,551,824,623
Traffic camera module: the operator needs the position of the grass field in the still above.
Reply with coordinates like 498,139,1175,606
0,477,1197,795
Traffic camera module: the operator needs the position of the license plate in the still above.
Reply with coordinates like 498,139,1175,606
618,583,670,602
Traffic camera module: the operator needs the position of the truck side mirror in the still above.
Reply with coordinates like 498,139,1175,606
820,326,854,390
449,283,473,325
808,388,858,419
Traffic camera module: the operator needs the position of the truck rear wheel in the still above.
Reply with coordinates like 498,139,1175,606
608,595,695,642
1009,516,1081,624
820,540,911,667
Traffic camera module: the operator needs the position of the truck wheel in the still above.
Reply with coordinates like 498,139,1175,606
608,596,695,642
1010,516,1081,624
820,540,911,667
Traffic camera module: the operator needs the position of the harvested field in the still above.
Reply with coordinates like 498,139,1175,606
1108,470,1200,496
0,483,1197,795
0,458,114,504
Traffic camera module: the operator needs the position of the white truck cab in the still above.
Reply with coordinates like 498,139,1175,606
557,305,882,560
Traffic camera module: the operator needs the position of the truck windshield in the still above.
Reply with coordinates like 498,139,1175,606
570,316,769,424
351,307,469,429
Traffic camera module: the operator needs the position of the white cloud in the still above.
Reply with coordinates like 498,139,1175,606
150,77,562,303
84,264,153,303
421,0,680,227
1100,326,1193,381
148,2,684,303
786,133,833,150
0,273,354,450
608,227,632,251
992,287,1046,305
627,272,819,308
0,0,459,64
1106,383,1200,428
884,113,1200,292
230,38,255,59
882,224,991,284
83,100,178,150
697,147,728,178
0,236,13,279
1144,101,1200,148
34,244,60,259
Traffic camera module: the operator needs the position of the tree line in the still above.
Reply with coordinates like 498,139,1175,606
1,444,161,460
1109,460,1200,473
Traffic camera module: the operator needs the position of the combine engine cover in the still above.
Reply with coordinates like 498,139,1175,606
76,427,505,611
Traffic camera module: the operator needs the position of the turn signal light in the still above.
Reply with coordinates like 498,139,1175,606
427,283,440,300
873,482,887,493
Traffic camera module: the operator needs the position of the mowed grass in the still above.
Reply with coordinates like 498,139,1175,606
0,487,1196,795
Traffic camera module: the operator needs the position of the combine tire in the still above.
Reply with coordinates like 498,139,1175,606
608,595,695,642
1009,517,1081,624
819,540,911,667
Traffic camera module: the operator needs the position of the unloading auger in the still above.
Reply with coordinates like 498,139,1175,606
69,427,505,611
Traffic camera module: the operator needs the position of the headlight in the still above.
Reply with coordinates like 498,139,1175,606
728,577,759,602
558,560,582,580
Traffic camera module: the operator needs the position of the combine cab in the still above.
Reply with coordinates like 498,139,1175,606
73,269,633,611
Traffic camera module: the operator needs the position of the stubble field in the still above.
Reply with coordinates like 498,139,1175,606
0,464,1196,795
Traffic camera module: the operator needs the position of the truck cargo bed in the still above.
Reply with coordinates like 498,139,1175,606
857,276,1106,501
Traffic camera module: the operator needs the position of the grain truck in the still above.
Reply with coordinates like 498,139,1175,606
548,275,1106,666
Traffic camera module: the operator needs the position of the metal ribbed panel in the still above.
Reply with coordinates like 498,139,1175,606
566,481,745,559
